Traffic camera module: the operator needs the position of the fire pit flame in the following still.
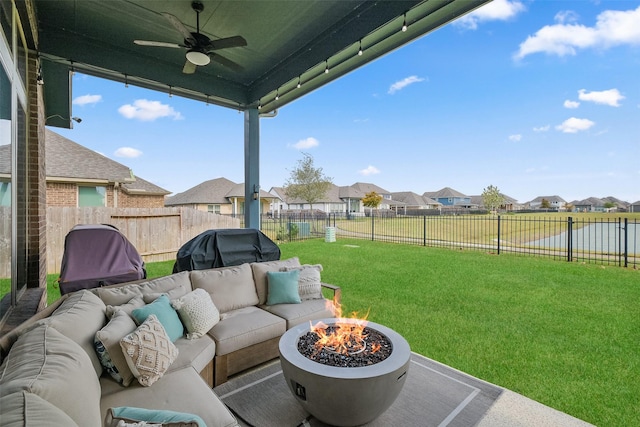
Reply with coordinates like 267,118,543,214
309,297,372,356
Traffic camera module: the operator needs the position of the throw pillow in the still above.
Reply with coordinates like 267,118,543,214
131,294,184,342
266,270,301,305
94,310,138,386
171,288,220,339
119,315,179,387
250,257,301,305
282,264,324,300
104,407,205,427
105,295,145,319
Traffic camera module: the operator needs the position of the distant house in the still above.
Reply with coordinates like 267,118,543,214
527,195,566,210
390,191,441,211
630,201,640,213
0,129,169,208
573,197,608,213
469,193,520,211
165,177,275,216
424,187,472,207
601,196,629,212
269,184,365,215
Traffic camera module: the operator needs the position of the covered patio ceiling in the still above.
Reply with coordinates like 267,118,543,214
34,0,490,127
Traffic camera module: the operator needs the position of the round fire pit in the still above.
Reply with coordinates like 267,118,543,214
279,318,410,426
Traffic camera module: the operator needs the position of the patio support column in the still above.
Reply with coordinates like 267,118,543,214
244,107,260,230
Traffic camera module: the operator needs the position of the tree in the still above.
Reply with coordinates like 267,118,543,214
603,201,616,210
481,185,504,213
541,198,551,209
362,191,383,209
284,153,333,208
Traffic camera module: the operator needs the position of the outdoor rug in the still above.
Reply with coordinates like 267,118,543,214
214,352,503,427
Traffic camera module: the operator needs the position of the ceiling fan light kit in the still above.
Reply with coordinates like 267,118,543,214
186,49,210,66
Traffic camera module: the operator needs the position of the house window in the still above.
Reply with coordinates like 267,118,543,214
207,204,221,214
78,186,106,206
0,181,10,206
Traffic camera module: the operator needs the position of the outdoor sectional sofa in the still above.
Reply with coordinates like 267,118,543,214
0,257,340,426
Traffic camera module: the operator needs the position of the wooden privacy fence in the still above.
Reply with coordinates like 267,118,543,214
44,207,240,274
0,207,239,277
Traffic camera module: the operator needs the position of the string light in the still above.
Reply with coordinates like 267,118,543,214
402,14,407,32
358,40,363,56
275,89,279,101
168,86,173,97
124,74,129,88
325,60,329,74
297,77,301,89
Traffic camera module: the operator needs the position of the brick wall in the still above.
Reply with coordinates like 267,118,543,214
119,192,166,208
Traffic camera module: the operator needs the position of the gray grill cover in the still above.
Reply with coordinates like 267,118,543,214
173,228,280,273
59,224,146,295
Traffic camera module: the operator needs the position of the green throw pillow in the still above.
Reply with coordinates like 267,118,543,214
266,270,301,305
131,294,184,342
104,406,206,427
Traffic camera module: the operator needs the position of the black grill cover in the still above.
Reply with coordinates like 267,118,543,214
59,224,146,295
173,228,280,273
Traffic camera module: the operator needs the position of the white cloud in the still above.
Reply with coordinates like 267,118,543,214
118,99,183,121
73,94,102,106
554,11,580,25
359,165,380,176
555,117,595,133
455,0,526,30
508,134,522,142
291,137,319,150
533,125,550,132
564,100,580,109
578,88,625,107
388,76,425,94
114,147,142,158
514,6,640,60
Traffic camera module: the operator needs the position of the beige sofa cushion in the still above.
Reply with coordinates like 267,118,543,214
208,306,285,356
262,299,335,328
106,295,145,319
100,368,238,427
38,290,106,376
0,325,102,426
190,264,258,313
0,391,80,427
139,271,192,303
251,257,300,305
97,285,144,306
95,309,138,386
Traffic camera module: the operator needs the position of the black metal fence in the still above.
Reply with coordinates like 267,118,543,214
256,213,640,268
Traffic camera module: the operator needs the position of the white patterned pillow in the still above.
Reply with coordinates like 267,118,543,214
281,264,324,300
119,315,178,387
171,288,220,339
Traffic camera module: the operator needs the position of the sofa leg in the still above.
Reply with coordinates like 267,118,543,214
200,360,214,388
214,355,228,387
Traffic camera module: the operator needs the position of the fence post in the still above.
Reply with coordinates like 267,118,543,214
497,215,501,255
623,218,628,268
371,210,375,241
423,215,426,246
567,217,573,262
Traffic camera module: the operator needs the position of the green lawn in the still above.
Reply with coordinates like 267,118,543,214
6,237,639,426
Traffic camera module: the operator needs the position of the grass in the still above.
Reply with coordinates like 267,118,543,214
2,237,638,426
274,238,639,427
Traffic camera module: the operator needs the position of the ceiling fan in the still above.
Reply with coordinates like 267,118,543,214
134,1,247,74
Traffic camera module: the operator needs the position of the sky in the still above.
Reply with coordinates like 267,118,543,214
52,0,640,204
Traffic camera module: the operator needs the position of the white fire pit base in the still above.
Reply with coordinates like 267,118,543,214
279,318,411,427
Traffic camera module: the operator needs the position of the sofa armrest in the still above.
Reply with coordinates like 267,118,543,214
321,283,341,304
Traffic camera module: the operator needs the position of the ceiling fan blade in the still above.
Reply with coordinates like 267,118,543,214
207,35,247,51
182,60,197,74
211,54,244,72
161,12,196,45
134,40,182,48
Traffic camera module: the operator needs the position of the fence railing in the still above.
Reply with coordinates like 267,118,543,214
258,213,640,268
